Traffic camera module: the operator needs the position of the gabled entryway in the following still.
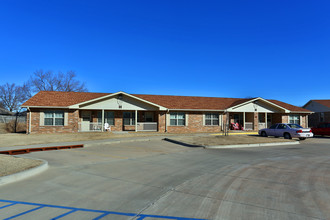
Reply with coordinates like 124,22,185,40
226,97,289,130
69,92,167,132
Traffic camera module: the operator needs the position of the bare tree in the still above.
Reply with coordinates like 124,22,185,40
0,83,29,112
29,70,87,93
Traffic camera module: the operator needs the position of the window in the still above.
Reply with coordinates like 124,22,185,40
44,111,64,126
288,124,302,129
123,112,135,125
205,113,219,126
320,113,324,122
277,124,287,129
97,111,115,125
170,112,185,126
289,115,300,125
269,124,277,129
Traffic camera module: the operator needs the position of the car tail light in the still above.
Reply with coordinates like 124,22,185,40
309,129,312,133
296,130,302,133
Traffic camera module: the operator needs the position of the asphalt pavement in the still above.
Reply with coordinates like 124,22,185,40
0,137,329,220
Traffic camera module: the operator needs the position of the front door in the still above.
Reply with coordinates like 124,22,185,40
145,112,154,122
81,111,91,131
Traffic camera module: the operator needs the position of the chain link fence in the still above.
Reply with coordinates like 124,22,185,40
0,115,26,123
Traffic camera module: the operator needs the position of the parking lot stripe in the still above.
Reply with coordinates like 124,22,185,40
0,202,17,210
51,209,77,220
4,206,43,220
0,199,208,220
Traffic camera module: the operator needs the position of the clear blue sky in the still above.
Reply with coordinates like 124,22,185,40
0,0,329,106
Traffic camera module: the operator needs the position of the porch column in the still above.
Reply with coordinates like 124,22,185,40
265,112,267,128
306,115,309,127
135,110,138,132
243,112,245,131
220,113,223,131
101,109,104,132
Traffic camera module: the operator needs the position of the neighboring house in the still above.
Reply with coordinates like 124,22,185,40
0,107,13,116
21,91,312,134
0,107,14,123
303,100,330,127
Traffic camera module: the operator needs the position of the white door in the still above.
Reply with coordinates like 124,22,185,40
81,111,91,131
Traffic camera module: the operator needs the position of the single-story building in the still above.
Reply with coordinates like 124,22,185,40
303,99,330,127
21,91,312,134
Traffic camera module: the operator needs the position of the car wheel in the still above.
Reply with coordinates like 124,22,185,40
261,131,267,137
284,133,292,139
299,137,306,140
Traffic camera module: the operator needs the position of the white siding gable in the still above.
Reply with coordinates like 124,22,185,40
79,95,159,110
229,101,283,113
304,101,330,112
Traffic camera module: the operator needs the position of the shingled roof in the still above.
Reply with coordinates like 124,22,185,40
311,100,330,109
22,91,311,112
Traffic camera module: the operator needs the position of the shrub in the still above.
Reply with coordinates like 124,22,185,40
5,120,26,133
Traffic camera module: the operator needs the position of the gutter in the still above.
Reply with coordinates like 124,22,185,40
27,107,31,134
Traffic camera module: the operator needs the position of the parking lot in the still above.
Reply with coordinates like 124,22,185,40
0,137,330,220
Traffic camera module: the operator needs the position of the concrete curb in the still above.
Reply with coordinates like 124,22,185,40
204,141,300,149
164,138,299,149
0,158,48,187
84,138,152,147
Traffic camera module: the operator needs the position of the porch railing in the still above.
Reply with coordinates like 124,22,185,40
244,122,253,130
136,122,157,132
258,123,266,130
78,122,102,132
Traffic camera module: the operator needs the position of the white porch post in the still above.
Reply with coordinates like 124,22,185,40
243,112,245,131
135,110,138,132
265,112,268,128
101,109,104,132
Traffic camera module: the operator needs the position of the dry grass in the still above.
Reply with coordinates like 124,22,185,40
0,132,170,148
0,155,42,177
169,135,296,146
4,120,26,133
0,123,7,134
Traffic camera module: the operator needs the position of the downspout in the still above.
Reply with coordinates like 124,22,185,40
27,107,31,134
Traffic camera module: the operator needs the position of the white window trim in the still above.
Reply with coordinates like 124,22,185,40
289,114,300,125
204,113,219,126
98,111,115,125
123,112,135,126
169,112,186,126
44,110,65,126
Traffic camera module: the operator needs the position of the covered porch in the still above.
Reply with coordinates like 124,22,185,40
73,92,167,132
225,98,289,131
78,110,159,132
228,112,275,131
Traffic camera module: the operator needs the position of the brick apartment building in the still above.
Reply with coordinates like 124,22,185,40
22,91,312,134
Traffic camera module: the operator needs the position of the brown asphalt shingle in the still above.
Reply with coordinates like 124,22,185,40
22,91,311,112
311,100,330,109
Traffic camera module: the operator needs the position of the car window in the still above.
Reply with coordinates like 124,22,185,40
327,123,330,128
277,124,287,129
288,124,302,128
269,124,277,129
319,124,326,128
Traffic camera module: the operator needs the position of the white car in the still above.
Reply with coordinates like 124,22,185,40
259,123,313,140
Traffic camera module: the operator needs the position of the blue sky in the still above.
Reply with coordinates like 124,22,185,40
0,0,329,106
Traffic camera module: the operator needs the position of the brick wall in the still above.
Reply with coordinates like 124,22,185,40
158,112,166,132
27,109,312,134
28,108,79,134
167,112,222,133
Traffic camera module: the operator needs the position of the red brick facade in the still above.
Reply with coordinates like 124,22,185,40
27,108,310,134
27,108,79,134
